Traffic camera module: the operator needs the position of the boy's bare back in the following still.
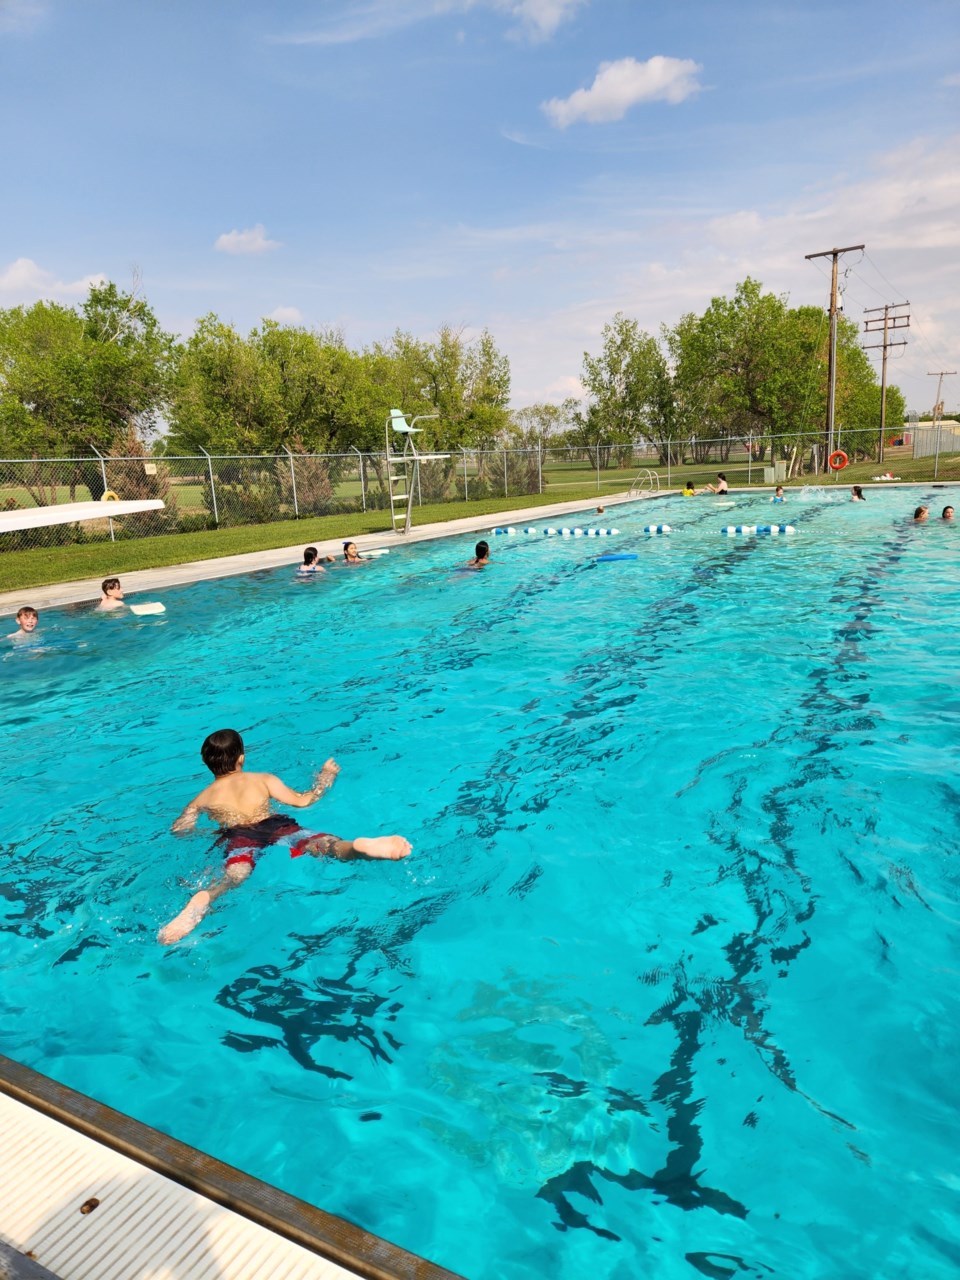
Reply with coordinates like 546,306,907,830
172,759,340,831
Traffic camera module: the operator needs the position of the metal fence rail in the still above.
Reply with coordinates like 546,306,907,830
1,433,957,553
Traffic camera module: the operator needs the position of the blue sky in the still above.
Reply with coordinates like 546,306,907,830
1,0,958,412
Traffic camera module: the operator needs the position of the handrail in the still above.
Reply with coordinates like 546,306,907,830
629,467,660,494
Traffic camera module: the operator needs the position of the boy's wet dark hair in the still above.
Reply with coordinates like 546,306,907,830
302,547,319,565
201,728,245,777
16,606,37,620
475,540,489,559
102,577,120,593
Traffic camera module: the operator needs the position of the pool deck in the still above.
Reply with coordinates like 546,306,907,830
0,1055,462,1280
0,492,650,616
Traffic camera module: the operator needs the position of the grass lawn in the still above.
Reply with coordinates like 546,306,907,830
0,485,611,593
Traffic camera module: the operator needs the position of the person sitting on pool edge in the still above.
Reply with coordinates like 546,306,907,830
298,546,336,575
770,485,785,503
7,606,39,641
914,505,929,523
158,729,411,944
942,506,954,521
466,540,490,567
98,577,126,610
705,472,728,495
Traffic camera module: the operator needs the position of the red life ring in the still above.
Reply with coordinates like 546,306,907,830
828,450,848,471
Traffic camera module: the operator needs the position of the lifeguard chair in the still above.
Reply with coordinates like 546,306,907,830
384,409,445,534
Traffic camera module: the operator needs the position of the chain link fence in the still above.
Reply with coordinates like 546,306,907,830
1,432,957,553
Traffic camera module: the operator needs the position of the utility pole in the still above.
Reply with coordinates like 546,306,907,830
805,243,865,470
863,302,910,464
928,370,957,479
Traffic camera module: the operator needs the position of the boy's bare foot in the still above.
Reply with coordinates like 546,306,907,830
354,835,412,860
158,890,211,945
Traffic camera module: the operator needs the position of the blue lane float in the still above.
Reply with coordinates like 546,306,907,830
490,526,539,535
596,553,638,562
544,527,620,537
722,525,796,536
644,524,671,534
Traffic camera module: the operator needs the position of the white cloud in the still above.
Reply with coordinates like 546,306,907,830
941,72,960,87
0,0,45,35
492,0,586,41
272,0,583,46
267,305,304,324
542,55,703,128
214,224,281,255
0,257,106,302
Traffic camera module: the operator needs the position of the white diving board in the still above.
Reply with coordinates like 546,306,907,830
0,500,164,534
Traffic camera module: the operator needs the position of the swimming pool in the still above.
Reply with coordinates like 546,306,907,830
3,489,960,1279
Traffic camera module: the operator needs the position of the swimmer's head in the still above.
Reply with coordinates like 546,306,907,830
775,485,783,495
302,546,318,566
943,506,954,520
16,606,38,631
101,577,122,597
475,540,490,560
914,505,929,522
201,728,245,776
852,485,864,499
343,541,358,560
596,505,605,514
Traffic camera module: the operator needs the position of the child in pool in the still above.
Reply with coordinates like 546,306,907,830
98,577,126,610
342,541,367,564
770,486,785,503
851,485,865,501
298,546,335,574
466,540,490,567
7,606,39,640
158,729,411,944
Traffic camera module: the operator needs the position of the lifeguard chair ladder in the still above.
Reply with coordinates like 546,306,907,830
385,409,446,534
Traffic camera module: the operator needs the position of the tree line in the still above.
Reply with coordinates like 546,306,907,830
0,276,903,480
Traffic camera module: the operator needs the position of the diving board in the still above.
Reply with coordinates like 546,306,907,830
0,500,164,535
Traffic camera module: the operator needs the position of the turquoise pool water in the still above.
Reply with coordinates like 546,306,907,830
3,490,960,1279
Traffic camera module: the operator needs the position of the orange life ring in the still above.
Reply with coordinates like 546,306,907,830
828,450,848,471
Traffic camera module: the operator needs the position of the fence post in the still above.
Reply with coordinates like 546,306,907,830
461,448,469,502
199,447,219,526
89,444,114,542
596,445,601,493
747,436,752,487
283,446,300,518
503,449,508,498
538,439,543,494
666,442,671,489
350,447,366,512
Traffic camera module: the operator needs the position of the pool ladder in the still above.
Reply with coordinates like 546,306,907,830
629,467,661,496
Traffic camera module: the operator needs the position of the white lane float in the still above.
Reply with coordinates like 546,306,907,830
722,525,796,536
644,524,671,534
490,527,538,535
544,527,620,537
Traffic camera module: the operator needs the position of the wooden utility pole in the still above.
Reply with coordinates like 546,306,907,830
863,302,910,464
805,243,865,470
928,370,957,479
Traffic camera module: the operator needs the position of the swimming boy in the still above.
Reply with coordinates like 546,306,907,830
7,606,39,640
98,578,126,610
158,729,411,944
770,486,785,503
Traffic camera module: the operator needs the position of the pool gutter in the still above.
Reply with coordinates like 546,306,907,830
0,1053,463,1280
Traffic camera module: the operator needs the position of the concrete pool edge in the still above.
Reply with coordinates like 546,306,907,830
0,1053,464,1280
0,491,652,615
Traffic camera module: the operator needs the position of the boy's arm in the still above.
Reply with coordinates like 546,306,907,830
171,800,202,833
265,759,340,809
